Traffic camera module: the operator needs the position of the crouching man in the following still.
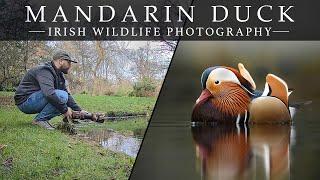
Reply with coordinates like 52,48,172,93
14,51,84,130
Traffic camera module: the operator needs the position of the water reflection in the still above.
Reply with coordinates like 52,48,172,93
191,124,291,180
81,129,141,158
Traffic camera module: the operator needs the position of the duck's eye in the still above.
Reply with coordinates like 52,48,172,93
214,80,220,85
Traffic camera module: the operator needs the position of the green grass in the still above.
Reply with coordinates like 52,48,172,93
0,92,155,179
0,91,14,96
74,94,155,113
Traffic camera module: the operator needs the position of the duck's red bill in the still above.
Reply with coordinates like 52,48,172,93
196,89,212,105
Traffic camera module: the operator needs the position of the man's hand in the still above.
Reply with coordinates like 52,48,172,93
80,110,88,114
64,107,73,119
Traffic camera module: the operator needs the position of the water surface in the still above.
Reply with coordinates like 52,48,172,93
80,128,143,158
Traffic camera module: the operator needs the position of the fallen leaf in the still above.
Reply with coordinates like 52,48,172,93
2,157,13,169
98,152,105,156
0,144,7,150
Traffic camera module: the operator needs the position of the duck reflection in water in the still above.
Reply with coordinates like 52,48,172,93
191,124,291,180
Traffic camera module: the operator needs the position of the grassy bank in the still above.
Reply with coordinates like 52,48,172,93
0,92,155,179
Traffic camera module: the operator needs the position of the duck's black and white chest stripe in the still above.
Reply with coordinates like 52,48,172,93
235,110,250,125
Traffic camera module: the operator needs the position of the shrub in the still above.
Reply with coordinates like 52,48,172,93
113,81,133,97
130,78,156,97
80,90,88,94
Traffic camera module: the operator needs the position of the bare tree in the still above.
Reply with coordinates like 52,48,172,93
92,41,106,95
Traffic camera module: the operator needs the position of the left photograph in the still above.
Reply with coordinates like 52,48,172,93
0,41,175,179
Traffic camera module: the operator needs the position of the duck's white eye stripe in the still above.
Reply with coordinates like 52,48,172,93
207,68,241,86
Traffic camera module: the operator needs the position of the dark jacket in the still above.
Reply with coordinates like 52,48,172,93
14,61,81,113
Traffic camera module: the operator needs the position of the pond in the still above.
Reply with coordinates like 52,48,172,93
77,122,146,158
76,118,147,158
131,105,318,180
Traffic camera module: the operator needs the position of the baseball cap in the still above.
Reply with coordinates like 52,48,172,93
53,51,78,63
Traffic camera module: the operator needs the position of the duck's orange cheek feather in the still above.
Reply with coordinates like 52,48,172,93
206,79,218,94
207,81,231,97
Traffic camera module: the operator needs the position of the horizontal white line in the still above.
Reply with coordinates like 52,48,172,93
28,30,46,33
272,30,290,33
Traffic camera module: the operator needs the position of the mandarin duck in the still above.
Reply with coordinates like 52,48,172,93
192,63,296,124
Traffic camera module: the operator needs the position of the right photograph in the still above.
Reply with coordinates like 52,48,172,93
130,42,320,180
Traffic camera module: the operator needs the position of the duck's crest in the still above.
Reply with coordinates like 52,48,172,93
265,74,290,107
238,63,256,90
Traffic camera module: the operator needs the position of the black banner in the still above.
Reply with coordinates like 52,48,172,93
0,0,319,40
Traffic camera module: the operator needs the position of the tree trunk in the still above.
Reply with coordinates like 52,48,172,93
92,41,106,95
23,41,28,72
